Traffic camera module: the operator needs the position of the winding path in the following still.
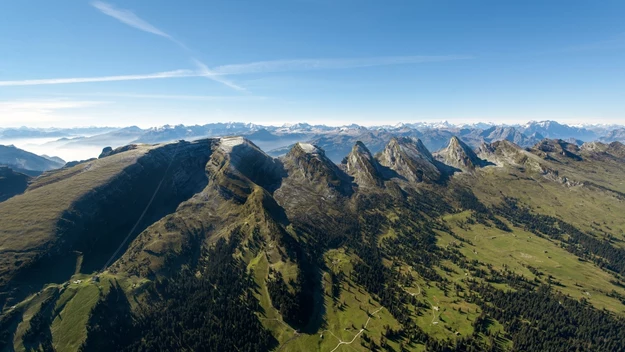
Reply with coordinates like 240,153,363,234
328,307,384,352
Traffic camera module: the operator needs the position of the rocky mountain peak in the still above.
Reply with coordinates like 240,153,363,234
281,142,352,195
378,137,441,183
344,141,384,188
290,142,324,157
434,136,487,171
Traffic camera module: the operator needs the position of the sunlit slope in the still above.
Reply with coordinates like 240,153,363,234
0,140,214,309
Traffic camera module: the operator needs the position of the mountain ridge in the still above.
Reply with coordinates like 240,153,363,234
4,120,624,164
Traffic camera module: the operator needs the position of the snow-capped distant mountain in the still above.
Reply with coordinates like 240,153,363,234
4,120,624,164
521,120,597,141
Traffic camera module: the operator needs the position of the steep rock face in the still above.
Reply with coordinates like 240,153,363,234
0,166,30,202
280,143,352,195
343,141,384,188
211,137,285,197
434,136,487,171
377,137,441,183
274,143,354,236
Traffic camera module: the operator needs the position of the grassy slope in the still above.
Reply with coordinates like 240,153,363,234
469,167,625,244
4,274,130,352
0,147,151,282
249,248,402,352
471,146,625,242
439,210,625,314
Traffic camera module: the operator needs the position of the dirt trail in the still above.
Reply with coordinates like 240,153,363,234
327,307,384,352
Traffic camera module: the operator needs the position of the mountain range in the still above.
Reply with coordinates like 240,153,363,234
2,120,624,164
2,131,625,351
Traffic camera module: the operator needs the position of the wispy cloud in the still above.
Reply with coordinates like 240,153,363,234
0,70,194,86
91,1,244,90
0,99,108,126
0,55,472,87
92,1,172,40
72,92,267,101
0,99,106,112
213,55,473,75
192,59,246,91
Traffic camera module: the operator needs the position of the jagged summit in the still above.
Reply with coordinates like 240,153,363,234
344,141,384,188
213,136,284,194
434,136,488,171
377,137,441,183
286,142,331,163
296,142,322,154
280,142,353,195
273,142,353,235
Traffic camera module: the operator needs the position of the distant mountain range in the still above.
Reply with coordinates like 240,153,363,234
0,145,65,174
1,120,624,163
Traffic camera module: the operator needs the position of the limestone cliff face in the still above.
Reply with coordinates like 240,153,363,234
208,137,285,200
377,137,441,183
344,141,384,188
273,143,354,237
279,142,353,195
434,136,486,171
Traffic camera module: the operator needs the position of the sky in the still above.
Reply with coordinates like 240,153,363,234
1,0,624,128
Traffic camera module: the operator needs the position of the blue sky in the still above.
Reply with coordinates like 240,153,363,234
0,0,624,128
